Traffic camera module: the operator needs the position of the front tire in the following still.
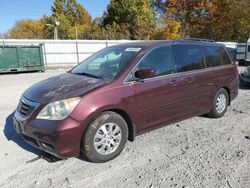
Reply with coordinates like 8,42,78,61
82,111,128,163
207,88,229,118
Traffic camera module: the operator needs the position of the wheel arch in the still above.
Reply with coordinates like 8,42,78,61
82,108,137,142
222,86,231,105
108,109,136,141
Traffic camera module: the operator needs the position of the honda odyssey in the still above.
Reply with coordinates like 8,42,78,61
13,39,239,162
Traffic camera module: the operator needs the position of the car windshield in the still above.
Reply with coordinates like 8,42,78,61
71,46,142,80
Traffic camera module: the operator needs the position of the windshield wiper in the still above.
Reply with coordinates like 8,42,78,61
73,72,103,79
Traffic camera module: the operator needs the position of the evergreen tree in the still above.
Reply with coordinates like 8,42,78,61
48,0,92,39
102,0,156,40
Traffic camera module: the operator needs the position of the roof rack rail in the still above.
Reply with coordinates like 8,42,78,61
182,38,215,43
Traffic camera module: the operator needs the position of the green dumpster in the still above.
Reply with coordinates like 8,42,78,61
0,45,44,73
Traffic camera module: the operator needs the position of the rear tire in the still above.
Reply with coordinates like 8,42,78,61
82,111,128,163
207,88,229,118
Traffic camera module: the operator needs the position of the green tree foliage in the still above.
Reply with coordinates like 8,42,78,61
102,0,156,40
152,17,181,40
48,0,92,39
7,0,93,39
153,0,213,39
153,0,250,41
7,18,47,39
5,0,250,41
152,0,168,15
193,0,250,42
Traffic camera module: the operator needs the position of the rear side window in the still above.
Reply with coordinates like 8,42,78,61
172,44,205,72
204,46,232,67
138,45,176,77
248,46,250,52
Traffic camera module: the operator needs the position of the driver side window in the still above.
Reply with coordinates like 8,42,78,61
137,45,176,77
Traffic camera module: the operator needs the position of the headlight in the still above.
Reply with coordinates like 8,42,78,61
37,97,81,120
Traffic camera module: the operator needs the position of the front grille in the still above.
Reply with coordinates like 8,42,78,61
22,134,39,147
17,97,39,117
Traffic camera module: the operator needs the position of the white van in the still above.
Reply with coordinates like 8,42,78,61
239,37,250,66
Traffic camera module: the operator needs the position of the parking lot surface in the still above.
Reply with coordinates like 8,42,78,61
0,67,250,188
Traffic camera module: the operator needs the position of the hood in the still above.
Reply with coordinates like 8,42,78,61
23,73,109,104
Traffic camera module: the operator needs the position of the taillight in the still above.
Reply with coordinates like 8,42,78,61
236,69,240,79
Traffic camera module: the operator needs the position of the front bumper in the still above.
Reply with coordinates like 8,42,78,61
13,110,83,158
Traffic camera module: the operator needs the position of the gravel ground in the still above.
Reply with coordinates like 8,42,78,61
0,67,249,188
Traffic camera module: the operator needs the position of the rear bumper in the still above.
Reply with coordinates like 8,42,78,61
13,111,83,158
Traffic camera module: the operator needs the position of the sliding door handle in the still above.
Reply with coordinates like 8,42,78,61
185,77,193,83
170,80,177,86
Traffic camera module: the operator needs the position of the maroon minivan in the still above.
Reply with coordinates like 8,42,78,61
13,39,239,162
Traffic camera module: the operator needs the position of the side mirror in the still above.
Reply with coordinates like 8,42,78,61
134,68,156,80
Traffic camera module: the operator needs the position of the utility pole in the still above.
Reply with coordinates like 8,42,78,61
46,20,60,40
54,27,58,40
54,21,60,40
75,26,78,40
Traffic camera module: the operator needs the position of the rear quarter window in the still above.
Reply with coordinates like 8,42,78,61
204,46,232,68
172,44,205,72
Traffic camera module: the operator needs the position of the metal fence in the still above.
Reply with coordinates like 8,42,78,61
217,42,238,49
0,39,132,67
236,43,247,60
0,39,240,67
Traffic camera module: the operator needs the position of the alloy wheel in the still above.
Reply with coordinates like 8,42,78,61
216,93,227,114
93,123,122,155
